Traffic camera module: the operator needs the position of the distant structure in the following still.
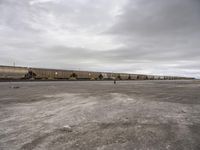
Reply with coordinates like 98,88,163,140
0,65,195,81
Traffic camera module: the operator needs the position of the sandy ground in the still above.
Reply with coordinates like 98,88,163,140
0,80,200,150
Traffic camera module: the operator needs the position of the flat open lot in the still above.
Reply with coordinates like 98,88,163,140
0,80,200,150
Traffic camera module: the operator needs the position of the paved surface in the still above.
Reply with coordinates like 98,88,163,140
0,80,200,150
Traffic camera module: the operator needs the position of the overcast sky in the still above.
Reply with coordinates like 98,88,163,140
0,0,200,78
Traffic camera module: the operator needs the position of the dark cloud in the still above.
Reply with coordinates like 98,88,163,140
0,0,199,78
110,0,200,36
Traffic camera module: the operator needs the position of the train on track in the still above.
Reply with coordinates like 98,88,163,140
0,65,195,81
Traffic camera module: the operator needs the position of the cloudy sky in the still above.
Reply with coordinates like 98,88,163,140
0,0,200,78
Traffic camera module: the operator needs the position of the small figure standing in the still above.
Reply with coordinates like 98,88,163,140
114,79,116,84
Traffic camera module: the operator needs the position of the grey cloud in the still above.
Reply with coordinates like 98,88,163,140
110,0,200,36
106,0,200,77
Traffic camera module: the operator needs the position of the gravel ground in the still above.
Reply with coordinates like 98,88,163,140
0,80,200,150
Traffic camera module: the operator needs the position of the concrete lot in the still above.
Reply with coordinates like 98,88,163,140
0,80,200,150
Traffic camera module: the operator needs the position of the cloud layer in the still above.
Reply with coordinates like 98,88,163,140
0,0,200,78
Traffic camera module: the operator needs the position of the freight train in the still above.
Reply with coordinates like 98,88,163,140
0,65,195,81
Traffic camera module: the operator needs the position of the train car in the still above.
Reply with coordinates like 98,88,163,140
0,66,28,79
72,71,103,80
114,73,123,80
130,74,138,80
90,72,101,80
154,76,159,80
106,73,115,80
72,71,89,80
108,73,118,80
72,71,105,80
160,76,164,80
154,76,164,80
119,73,129,80
137,75,148,80
29,68,72,79
101,72,108,79
147,75,154,80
